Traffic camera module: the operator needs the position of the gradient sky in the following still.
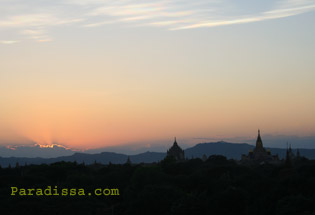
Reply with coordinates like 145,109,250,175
0,0,315,149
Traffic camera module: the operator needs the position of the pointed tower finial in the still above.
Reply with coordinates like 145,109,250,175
256,129,263,149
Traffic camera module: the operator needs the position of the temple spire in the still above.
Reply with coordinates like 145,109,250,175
174,137,178,146
256,129,263,149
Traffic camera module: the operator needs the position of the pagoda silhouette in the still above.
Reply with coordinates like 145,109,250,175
241,130,279,163
166,137,185,161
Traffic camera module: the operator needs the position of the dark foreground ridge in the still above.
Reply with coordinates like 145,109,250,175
1,157,315,215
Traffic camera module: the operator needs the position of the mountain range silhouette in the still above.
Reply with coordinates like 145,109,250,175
1,141,315,167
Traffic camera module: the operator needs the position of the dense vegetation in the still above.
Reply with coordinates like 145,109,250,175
1,156,315,215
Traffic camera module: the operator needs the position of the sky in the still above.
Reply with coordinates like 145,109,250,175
0,0,315,150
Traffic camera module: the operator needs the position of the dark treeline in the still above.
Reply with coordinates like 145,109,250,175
1,156,315,215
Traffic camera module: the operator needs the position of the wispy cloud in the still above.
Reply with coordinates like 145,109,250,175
74,0,315,30
172,4,315,30
83,20,117,28
0,0,84,43
0,40,20,45
21,29,52,42
0,0,314,42
0,13,82,28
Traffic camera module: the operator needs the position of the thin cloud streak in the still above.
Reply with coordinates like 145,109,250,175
172,4,315,30
83,20,117,28
21,29,51,42
0,40,20,45
0,14,83,28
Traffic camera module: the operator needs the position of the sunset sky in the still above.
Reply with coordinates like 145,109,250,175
0,0,315,149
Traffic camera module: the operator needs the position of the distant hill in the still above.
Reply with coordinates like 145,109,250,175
1,142,315,167
185,141,315,160
0,151,166,168
185,141,253,159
